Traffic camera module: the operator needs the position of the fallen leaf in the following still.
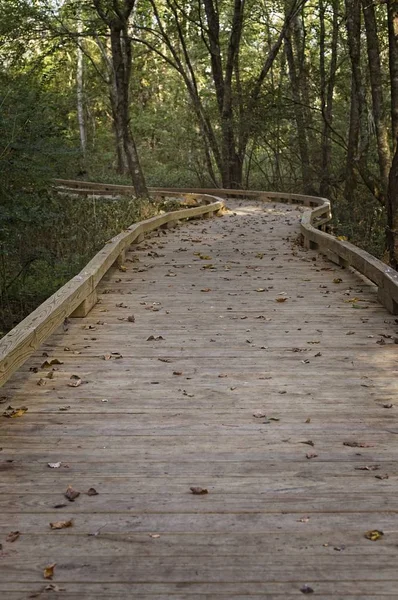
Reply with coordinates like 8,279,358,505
355,464,380,471
253,411,266,418
333,545,346,551
300,440,314,447
64,485,80,502
190,486,208,495
201,288,211,292
297,517,310,523
43,564,56,580
48,462,61,469
149,533,160,538
147,335,164,341
127,315,135,322
256,288,266,292
375,474,389,480
343,441,373,448
173,371,183,376
118,265,127,272
86,487,99,496
365,529,384,541
44,584,64,593
383,403,393,409
333,278,342,284
2,406,28,418
6,531,20,543
306,453,318,459
276,297,287,302
41,359,64,369
300,584,314,594
305,418,311,424
68,375,82,388
158,358,172,363
50,519,73,530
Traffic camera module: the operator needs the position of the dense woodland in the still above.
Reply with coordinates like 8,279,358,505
1,0,398,334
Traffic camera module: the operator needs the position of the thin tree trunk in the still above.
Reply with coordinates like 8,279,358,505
387,144,398,267
284,29,312,193
344,0,364,200
94,0,148,197
319,0,338,197
362,0,390,197
387,0,398,150
77,20,87,160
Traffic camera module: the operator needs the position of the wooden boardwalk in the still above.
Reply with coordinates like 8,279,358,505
1,199,398,599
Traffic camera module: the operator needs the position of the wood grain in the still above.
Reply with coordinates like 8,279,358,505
1,198,397,597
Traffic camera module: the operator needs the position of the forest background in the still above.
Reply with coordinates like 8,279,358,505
1,0,398,334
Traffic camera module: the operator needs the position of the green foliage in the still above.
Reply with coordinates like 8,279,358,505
0,191,157,335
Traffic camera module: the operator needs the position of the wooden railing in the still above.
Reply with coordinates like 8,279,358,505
1,181,397,388
0,190,224,387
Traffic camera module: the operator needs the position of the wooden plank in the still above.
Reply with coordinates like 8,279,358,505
0,198,397,596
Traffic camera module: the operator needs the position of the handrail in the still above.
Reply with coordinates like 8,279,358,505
53,181,398,314
2,181,397,388
0,191,224,387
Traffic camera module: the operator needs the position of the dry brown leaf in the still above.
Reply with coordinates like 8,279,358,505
305,417,311,423
127,315,135,322
306,453,318,460
41,359,64,369
355,464,380,471
343,441,373,448
173,371,183,376
300,584,314,594
43,564,56,580
2,406,28,418
6,531,20,543
50,519,73,530
68,375,82,388
276,297,287,303
64,485,80,502
333,278,343,284
201,288,211,292
253,411,266,418
86,487,99,496
190,486,208,495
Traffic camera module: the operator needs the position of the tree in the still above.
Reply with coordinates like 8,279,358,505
93,0,148,196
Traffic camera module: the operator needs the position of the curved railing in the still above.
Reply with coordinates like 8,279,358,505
1,181,397,388
0,190,224,387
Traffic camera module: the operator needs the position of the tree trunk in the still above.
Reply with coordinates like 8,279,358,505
109,24,148,196
386,144,398,268
76,20,87,160
94,0,148,197
387,0,398,150
362,0,390,197
284,28,312,193
319,0,338,197
344,0,364,200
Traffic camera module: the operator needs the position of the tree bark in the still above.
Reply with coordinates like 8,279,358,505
77,19,87,160
387,144,398,268
284,25,312,193
94,0,148,197
362,0,390,197
387,0,398,150
319,0,338,197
